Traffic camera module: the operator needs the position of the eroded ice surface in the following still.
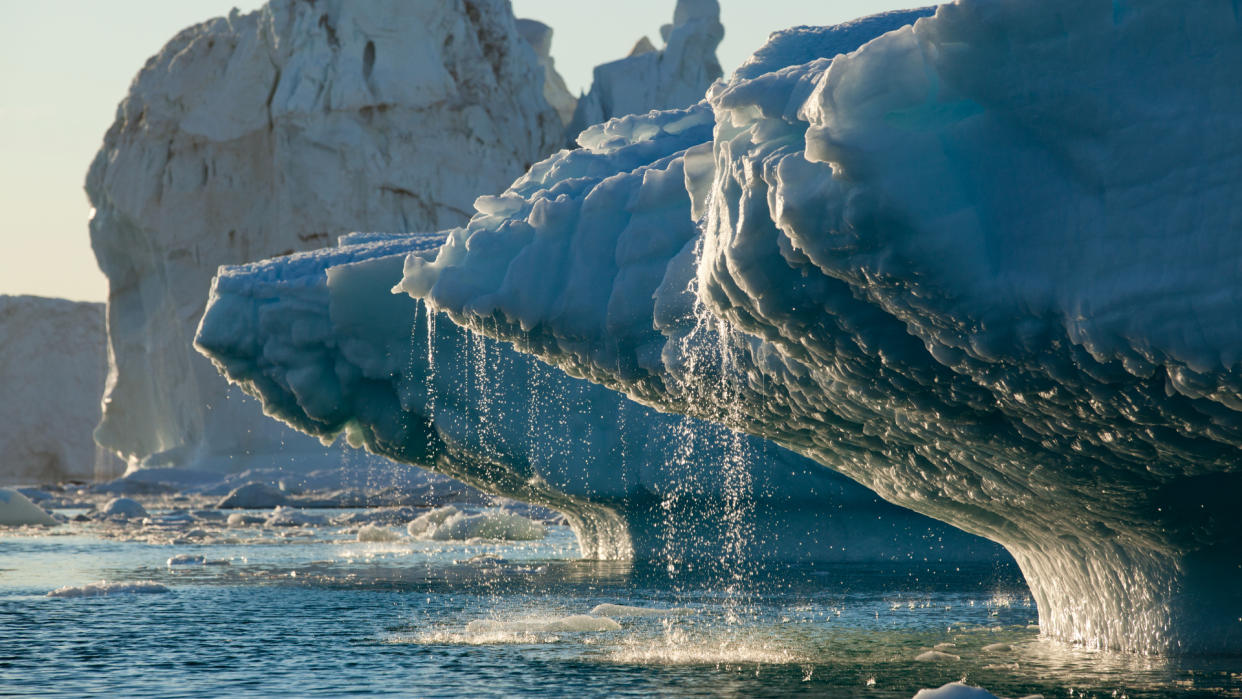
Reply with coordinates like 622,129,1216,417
87,0,563,476
399,0,1242,654
197,229,1001,564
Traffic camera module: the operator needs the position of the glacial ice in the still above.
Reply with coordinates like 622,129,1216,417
86,0,563,476
196,228,1002,563
0,488,58,527
398,0,1242,655
565,0,724,142
0,296,121,485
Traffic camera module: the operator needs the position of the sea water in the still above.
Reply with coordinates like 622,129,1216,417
1,509,1238,697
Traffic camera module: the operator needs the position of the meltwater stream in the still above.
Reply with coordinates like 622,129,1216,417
3,507,1240,697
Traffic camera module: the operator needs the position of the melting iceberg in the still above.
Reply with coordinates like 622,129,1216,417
393,0,1242,654
196,227,1002,563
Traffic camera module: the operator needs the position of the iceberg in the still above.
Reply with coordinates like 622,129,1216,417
0,296,121,485
565,0,725,141
196,227,1002,562
394,0,1242,654
86,0,563,476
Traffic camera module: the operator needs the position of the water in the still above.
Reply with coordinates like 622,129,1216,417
3,511,1239,697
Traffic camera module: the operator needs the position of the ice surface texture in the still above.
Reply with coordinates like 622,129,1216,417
196,230,1002,563
0,296,120,484
87,0,563,475
400,1,1242,654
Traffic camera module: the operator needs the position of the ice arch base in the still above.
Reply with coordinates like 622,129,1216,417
403,2,1242,653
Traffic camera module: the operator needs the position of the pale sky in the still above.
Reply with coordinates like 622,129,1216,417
0,1,925,303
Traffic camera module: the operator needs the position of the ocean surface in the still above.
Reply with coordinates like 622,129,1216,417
2,507,1239,698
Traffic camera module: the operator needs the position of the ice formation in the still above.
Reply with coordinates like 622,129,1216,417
86,0,563,475
397,0,1242,654
0,296,121,485
0,488,58,526
515,19,577,127
406,506,545,542
565,0,724,141
196,229,1001,563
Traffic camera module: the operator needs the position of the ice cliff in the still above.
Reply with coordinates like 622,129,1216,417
565,0,724,142
86,0,564,474
394,1,1242,655
0,296,121,485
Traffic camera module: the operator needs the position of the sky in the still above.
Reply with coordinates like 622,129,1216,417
0,1,924,303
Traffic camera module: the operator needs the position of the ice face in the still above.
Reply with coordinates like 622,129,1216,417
196,230,1005,564
399,1,1242,654
565,0,724,142
86,0,563,476
0,296,121,484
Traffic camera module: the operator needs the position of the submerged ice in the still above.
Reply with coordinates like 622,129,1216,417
390,0,1242,655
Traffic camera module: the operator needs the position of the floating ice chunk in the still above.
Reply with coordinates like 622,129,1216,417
167,554,207,566
99,497,147,520
47,581,170,598
357,525,401,543
914,650,960,662
263,506,326,527
982,642,1013,653
590,604,695,618
912,683,1000,699
407,507,545,541
0,488,57,526
217,483,289,509
226,512,265,527
466,615,620,634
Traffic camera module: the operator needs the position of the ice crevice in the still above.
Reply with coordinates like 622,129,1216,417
389,0,1242,655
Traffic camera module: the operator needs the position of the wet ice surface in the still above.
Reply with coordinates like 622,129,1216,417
2,509,1239,698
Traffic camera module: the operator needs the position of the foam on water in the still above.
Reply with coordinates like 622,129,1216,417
590,603,695,618
467,615,622,634
47,581,170,598
602,623,804,666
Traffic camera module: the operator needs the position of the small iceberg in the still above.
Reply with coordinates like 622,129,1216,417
0,488,57,526
47,581,170,598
